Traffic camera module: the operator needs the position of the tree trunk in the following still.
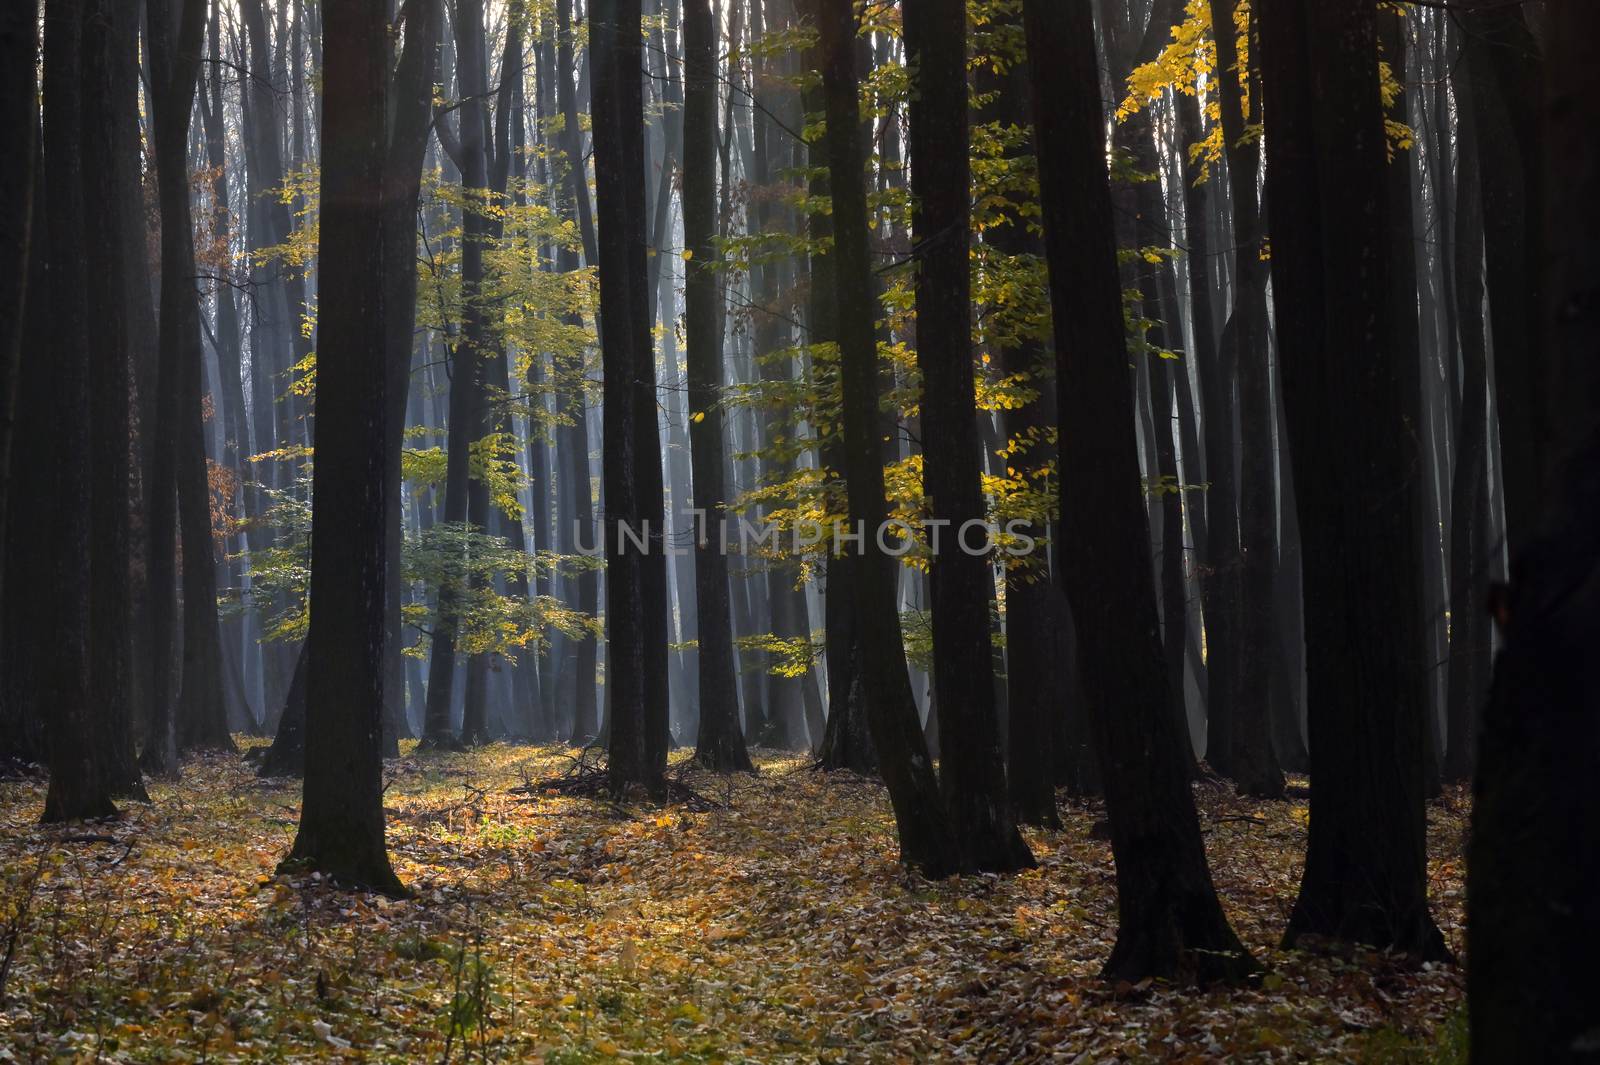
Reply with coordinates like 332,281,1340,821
378,0,442,757
815,0,958,878
281,0,404,896
1206,0,1283,798
976,20,1062,827
0,1,38,592
683,0,753,773
552,0,600,745
1258,0,1446,960
903,0,1032,873
1023,0,1256,984
0,170,49,771
1460,5,1545,556
39,0,118,823
146,0,218,772
1442,78,1491,783
593,0,667,795
1468,1,1600,1051
83,0,148,801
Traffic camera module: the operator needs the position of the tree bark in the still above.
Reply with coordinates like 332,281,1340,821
146,0,219,772
1468,1,1600,1051
593,0,667,795
816,0,958,878
550,0,601,743
1460,4,1545,556
1442,78,1492,783
1258,0,1446,960
684,0,753,773
977,18,1063,826
1023,0,1256,984
379,0,443,756
0,1,37,591
39,0,118,823
903,0,1033,873
281,0,405,896
83,0,148,801
1206,0,1282,798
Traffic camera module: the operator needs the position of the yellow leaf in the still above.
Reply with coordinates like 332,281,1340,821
680,248,694,261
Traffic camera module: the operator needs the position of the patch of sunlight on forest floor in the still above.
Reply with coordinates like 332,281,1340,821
0,744,1466,1062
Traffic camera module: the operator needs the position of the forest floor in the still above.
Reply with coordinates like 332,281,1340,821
1,744,1467,1063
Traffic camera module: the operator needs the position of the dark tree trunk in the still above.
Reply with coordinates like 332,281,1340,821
1442,81,1492,784
1378,7,1443,800
797,0,871,776
745,0,813,752
1174,87,1236,778
558,242,601,746
816,0,958,878
1207,0,1283,798
1468,2,1600,1053
553,0,598,745
977,20,1062,827
241,0,315,452
281,0,405,897
422,0,499,751
83,0,148,801
257,640,308,778
557,0,598,267
39,0,117,823
1023,0,1256,984
593,0,667,795
378,0,442,757
453,0,522,748
1118,0,1199,780
553,0,599,746
1258,0,1446,960
903,0,1032,873
145,0,216,773
684,0,752,773
1460,5,1545,556
198,1,256,737
0,1,37,585
0,171,48,771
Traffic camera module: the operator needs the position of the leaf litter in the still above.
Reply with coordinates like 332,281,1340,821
0,745,1466,1062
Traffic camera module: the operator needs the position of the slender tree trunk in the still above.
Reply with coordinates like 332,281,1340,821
0,1,38,590
977,21,1062,826
682,0,753,773
1460,5,1545,556
378,0,442,756
0,156,49,770
422,0,498,750
1023,0,1256,984
84,0,148,801
453,0,522,747
1442,79,1491,783
903,0,1032,873
816,0,958,877
1378,8,1443,799
1207,0,1282,798
550,0,601,742
282,0,405,896
146,0,217,772
796,1,872,776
